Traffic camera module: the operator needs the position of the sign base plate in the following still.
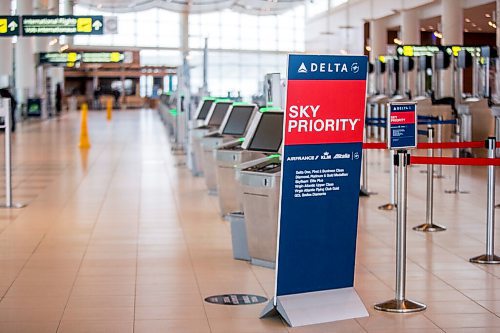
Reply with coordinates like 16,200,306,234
261,287,368,327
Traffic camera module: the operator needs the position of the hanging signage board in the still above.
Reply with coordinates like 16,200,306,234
38,52,80,66
261,54,369,327
0,16,20,36
387,102,417,150
38,52,127,66
81,52,124,63
22,15,104,36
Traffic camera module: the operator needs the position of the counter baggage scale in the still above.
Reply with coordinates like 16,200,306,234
214,108,283,218
200,103,258,194
189,99,232,176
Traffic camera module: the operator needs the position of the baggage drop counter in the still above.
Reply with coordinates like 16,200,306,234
215,109,283,217
201,103,257,194
190,100,232,176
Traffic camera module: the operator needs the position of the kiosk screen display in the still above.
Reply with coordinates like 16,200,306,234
197,100,214,120
247,112,283,152
207,102,232,126
222,105,254,136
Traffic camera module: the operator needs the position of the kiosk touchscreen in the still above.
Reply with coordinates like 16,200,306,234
220,104,256,136
241,111,283,152
194,98,215,121
204,101,233,128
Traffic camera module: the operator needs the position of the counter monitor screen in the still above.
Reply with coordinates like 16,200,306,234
247,112,283,152
222,105,254,136
207,102,232,127
197,100,214,120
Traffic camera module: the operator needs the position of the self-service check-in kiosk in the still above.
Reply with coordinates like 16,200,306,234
189,98,215,175
190,99,232,176
200,103,258,194
215,108,282,217
453,46,494,156
232,111,283,268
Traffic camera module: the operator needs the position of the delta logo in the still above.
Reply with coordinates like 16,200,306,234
297,62,360,74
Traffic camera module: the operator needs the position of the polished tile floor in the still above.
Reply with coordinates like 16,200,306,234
0,109,498,332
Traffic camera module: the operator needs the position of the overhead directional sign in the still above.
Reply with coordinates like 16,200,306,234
38,52,80,66
81,52,124,63
38,51,127,66
0,16,20,36
22,15,104,36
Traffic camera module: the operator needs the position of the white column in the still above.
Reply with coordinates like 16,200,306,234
441,0,463,97
0,1,12,88
15,0,36,104
61,0,74,46
370,18,386,62
401,9,419,44
33,0,49,53
497,0,500,49
401,8,419,97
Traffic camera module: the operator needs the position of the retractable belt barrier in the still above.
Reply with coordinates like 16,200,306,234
364,136,500,265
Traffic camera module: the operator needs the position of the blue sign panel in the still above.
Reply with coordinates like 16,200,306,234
387,102,417,150
261,54,369,327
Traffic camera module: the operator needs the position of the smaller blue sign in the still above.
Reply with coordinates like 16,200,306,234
387,102,417,150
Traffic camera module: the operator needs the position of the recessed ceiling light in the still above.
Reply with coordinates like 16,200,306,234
471,23,477,27
464,29,469,32
465,18,471,23
420,27,426,31
428,25,434,30
485,13,491,18
477,27,482,31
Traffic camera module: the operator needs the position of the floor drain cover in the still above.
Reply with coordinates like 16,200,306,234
204,294,268,306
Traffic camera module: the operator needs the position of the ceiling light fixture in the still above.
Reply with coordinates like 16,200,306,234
465,18,471,23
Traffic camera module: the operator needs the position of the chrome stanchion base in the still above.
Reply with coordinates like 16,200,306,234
378,203,396,211
444,189,470,194
374,299,426,313
359,188,377,197
469,254,500,264
0,203,27,209
412,223,446,232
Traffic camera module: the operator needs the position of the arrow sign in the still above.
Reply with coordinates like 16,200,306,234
92,20,102,31
0,16,20,36
8,21,17,32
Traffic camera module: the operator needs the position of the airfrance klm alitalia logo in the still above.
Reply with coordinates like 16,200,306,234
297,61,360,74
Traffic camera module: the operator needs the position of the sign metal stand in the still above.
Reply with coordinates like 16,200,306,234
0,99,26,209
375,101,425,313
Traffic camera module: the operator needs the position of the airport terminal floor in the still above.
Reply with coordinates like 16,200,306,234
0,109,497,332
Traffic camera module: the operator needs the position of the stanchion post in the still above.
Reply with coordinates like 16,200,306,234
413,127,446,232
0,99,25,209
445,121,468,194
470,138,500,264
375,150,426,313
360,124,377,197
435,116,444,178
378,150,397,210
